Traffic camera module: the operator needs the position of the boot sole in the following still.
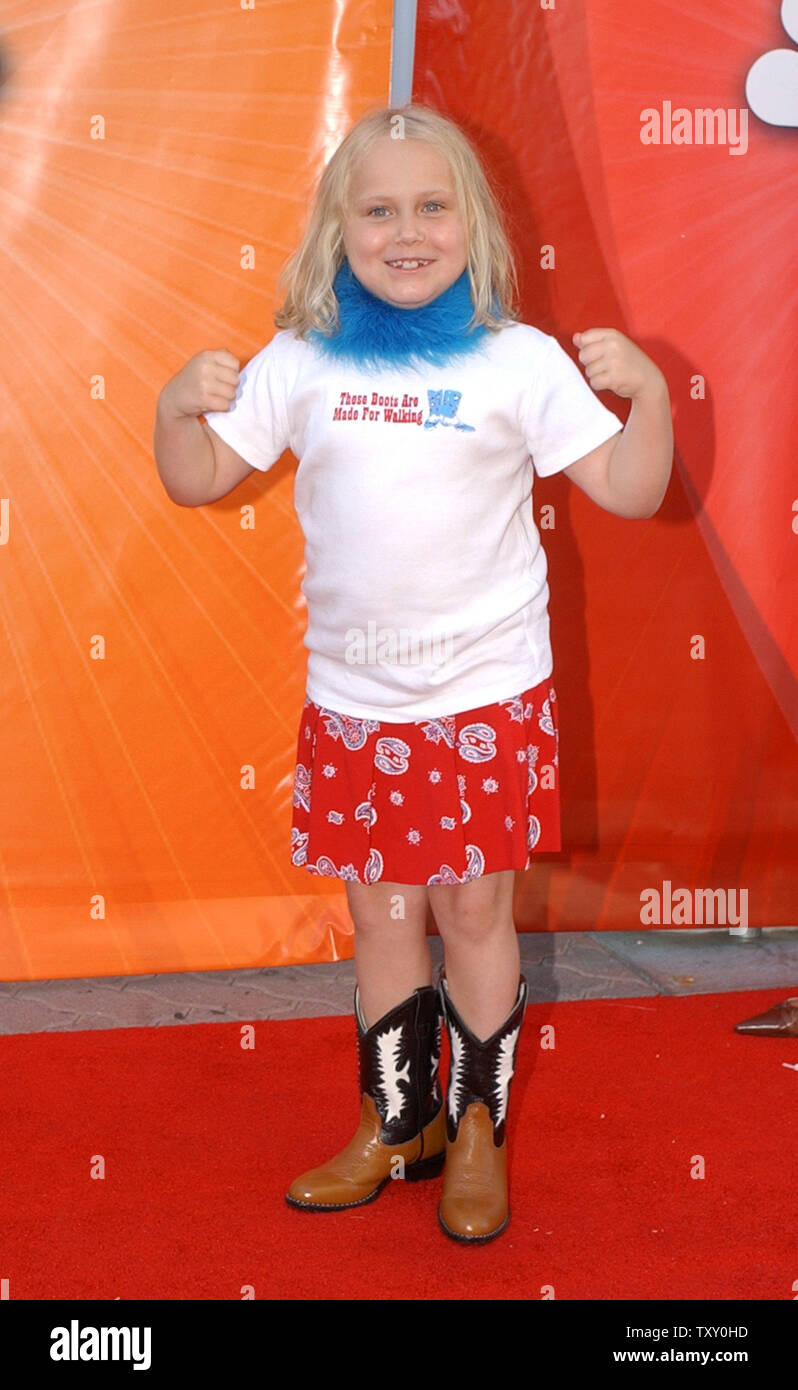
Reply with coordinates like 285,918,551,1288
437,1208,510,1244
285,1149,445,1212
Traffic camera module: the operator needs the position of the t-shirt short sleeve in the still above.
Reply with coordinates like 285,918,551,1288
522,334,623,478
202,334,290,473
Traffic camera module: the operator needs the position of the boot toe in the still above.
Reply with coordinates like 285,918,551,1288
286,1167,383,1209
286,1169,325,1204
439,1197,509,1242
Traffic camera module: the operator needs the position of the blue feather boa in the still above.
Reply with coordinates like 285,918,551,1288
308,260,491,371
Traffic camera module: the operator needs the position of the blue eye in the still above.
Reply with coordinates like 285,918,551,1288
365,201,445,216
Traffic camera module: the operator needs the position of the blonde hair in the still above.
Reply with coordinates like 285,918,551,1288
274,104,519,336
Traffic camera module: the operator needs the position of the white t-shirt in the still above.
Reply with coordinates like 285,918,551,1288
203,322,622,722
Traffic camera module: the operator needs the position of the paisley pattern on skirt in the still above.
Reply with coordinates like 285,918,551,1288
289,679,561,886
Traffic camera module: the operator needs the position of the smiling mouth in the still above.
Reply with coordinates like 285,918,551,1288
385,259,433,270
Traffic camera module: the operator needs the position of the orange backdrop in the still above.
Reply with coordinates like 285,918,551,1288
0,1,795,983
0,0,391,979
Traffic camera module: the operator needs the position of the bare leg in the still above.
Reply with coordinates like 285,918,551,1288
427,869,519,1040
345,879,432,1029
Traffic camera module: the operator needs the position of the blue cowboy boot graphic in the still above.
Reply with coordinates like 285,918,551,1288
424,388,475,431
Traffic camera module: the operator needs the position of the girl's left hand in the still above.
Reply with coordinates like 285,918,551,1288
572,328,664,400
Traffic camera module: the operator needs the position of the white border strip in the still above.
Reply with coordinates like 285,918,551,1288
390,0,418,107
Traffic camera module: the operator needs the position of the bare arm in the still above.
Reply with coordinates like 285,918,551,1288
563,331,673,519
154,349,249,507
154,397,216,506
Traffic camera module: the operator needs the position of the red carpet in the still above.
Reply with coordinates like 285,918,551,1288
1,987,796,1300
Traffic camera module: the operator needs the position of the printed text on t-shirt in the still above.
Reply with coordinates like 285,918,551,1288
333,390,423,425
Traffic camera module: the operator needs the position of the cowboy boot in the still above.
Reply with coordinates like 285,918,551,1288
285,984,446,1211
438,973,528,1243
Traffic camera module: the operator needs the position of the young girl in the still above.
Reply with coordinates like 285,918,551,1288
154,104,673,1245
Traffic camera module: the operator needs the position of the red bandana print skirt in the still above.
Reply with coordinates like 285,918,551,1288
289,678,560,886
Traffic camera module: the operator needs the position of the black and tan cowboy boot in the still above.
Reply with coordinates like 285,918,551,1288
437,973,527,1243
285,984,445,1211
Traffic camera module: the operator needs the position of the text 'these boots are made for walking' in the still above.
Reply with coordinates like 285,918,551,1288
285,984,446,1211
438,973,528,1243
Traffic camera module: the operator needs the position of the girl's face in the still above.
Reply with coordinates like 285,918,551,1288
342,136,468,309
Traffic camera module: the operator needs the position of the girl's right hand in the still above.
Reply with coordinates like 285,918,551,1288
159,350,241,419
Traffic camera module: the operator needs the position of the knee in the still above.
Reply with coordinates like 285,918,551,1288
434,904,515,949
429,873,515,946
346,882,428,936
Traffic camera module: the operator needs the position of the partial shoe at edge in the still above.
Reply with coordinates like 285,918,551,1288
734,997,798,1036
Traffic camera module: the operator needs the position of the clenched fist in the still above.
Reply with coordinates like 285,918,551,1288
159,349,241,419
572,329,664,401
